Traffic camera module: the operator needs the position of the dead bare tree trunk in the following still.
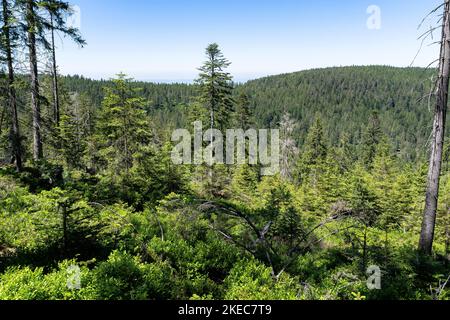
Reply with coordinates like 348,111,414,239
2,0,23,171
26,0,43,161
419,0,450,255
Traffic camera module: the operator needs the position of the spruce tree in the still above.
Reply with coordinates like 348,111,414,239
299,117,328,172
1,0,23,171
194,43,234,198
16,0,85,161
40,0,85,127
195,43,234,133
19,0,43,160
235,93,252,130
334,132,356,172
58,93,94,170
361,111,383,168
96,73,151,175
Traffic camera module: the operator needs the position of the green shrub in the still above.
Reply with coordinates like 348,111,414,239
224,259,301,300
0,261,94,300
88,250,176,300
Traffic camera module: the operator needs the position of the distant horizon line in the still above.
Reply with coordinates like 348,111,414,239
58,64,435,85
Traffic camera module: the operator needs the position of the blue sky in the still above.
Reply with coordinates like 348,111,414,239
56,0,444,82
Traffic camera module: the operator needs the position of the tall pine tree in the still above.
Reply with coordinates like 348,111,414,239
17,0,85,161
41,0,85,127
361,111,383,169
1,0,23,171
195,43,234,133
95,73,151,175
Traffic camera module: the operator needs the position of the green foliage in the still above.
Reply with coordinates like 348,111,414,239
87,250,175,300
224,259,301,300
234,93,253,130
95,73,152,175
1,58,450,301
196,43,234,132
301,117,328,168
239,66,443,163
361,111,384,168
0,252,176,300
0,261,94,300
57,93,96,170
231,164,258,201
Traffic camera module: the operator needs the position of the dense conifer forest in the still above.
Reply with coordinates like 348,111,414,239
61,66,448,164
1,0,450,301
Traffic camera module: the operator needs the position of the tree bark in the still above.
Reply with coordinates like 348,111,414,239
362,226,368,272
27,0,43,161
0,100,5,135
50,13,60,127
2,0,23,171
63,205,67,254
208,53,215,180
419,0,450,255
445,205,450,263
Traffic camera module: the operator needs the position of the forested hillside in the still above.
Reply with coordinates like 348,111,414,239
241,66,444,162
1,64,449,300
62,66,444,163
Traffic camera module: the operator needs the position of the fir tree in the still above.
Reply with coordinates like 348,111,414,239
301,117,328,167
195,43,234,133
194,43,234,198
361,111,383,168
1,0,23,171
41,0,85,127
95,73,151,175
235,93,252,130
